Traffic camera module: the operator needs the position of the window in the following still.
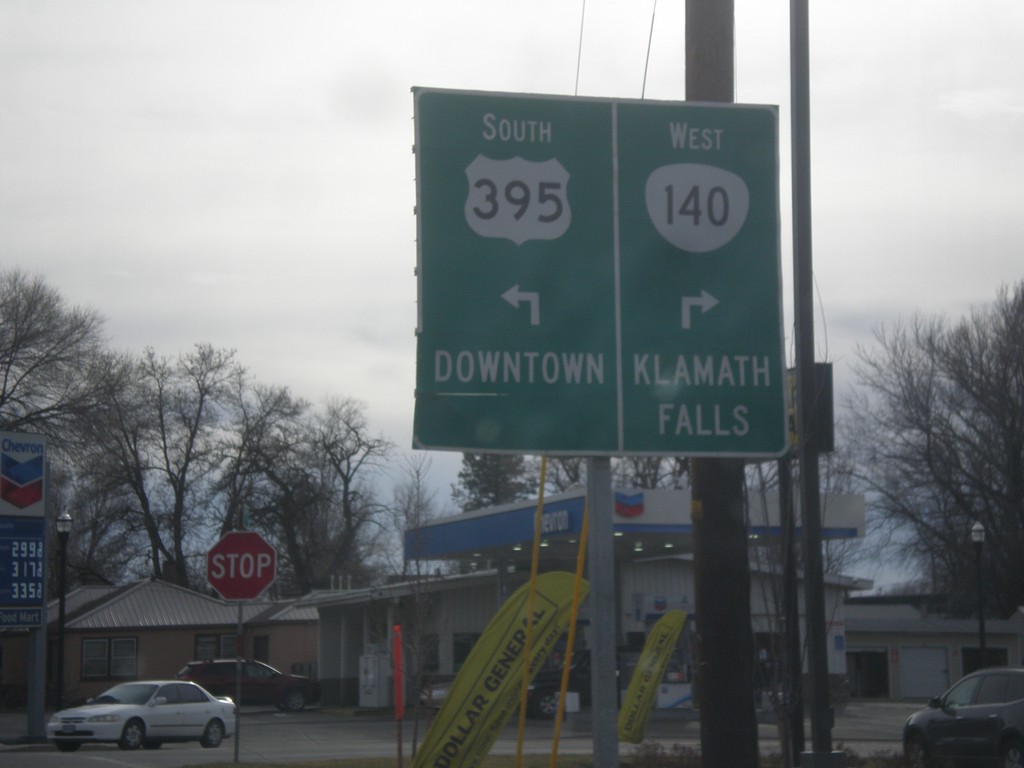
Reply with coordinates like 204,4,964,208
82,639,107,678
945,675,982,708
81,637,137,679
220,634,237,656
1007,674,1024,703
156,683,181,703
195,634,237,660
175,683,207,703
111,638,137,677
975,674,1010,705
245,661,275,678
452,633,480,672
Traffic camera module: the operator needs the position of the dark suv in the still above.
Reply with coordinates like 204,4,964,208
903,667,1024,768
177,659,321,712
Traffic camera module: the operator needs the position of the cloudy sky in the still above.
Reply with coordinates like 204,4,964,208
2,0,1022,522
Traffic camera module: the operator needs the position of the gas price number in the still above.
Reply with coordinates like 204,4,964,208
1,518,46,607
10,539,43,598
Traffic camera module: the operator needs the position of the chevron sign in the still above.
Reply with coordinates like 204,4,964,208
1,433,47,517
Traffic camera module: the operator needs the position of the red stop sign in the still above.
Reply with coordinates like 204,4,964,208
207,531,277,600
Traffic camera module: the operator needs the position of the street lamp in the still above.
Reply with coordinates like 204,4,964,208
55,511,72,711
971,521,986,669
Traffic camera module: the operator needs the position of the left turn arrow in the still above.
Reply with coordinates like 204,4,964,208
502,285,541,326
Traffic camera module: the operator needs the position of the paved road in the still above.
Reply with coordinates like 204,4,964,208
0,702,920,767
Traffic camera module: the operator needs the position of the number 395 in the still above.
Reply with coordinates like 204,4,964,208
470,178,565,223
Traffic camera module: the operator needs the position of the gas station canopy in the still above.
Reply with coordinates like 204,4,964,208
404,487,864,566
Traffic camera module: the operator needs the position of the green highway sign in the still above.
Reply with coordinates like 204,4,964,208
413,87,786,457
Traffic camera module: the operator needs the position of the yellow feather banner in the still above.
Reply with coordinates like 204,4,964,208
414,571,587,768
617,610,687,744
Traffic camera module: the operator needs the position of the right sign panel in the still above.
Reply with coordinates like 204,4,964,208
616,101,786,455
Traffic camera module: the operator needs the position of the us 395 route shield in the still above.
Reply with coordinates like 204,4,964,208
413,87,787,458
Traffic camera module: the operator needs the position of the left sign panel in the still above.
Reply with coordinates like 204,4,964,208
413,88,619,453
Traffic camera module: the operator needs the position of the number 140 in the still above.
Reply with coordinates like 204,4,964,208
664,184,730,227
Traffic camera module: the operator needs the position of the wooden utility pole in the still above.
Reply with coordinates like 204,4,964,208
686,3,760,767
691,459,760,768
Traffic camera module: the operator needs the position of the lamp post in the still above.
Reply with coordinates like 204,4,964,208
971,521,986,669
55,511,72,711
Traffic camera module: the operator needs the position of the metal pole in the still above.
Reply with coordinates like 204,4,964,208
792,1,842,765
779,457,805,764
975,540,986,665
234,601,243,764
56,529,69,711
586,457,618,768
27,625,47,739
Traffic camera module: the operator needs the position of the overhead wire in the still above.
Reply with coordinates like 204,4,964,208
574,0,586,96
642,0,658,98
576,1,660,99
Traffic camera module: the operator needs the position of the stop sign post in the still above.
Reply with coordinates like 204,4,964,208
207,531,277,601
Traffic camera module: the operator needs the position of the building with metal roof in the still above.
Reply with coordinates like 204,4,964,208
844,601,1024,700
1,579,317,707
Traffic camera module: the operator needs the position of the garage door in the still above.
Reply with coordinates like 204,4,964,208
900,646,949,700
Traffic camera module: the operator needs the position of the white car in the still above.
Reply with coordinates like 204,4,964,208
47,680,235,752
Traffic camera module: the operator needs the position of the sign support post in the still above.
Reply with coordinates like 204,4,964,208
586,458,617,768
205,529,277,765
234,601,243,765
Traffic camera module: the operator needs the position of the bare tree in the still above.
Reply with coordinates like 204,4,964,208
226,396,392,593
0,274,404,595
613,456,690,489
386,454,442,754
850,281,1024,616
84,344,241,586
0,269,108,448
45,462,144,593
315,397,394,585
250,435,339,594
522,456,586,493
215,374,308,535
59,467,148,585
388,454,439,576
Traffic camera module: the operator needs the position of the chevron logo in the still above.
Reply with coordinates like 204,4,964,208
614,491,644,518
1,438,45,510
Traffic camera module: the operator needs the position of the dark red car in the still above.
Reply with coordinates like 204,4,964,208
177,659,320,712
